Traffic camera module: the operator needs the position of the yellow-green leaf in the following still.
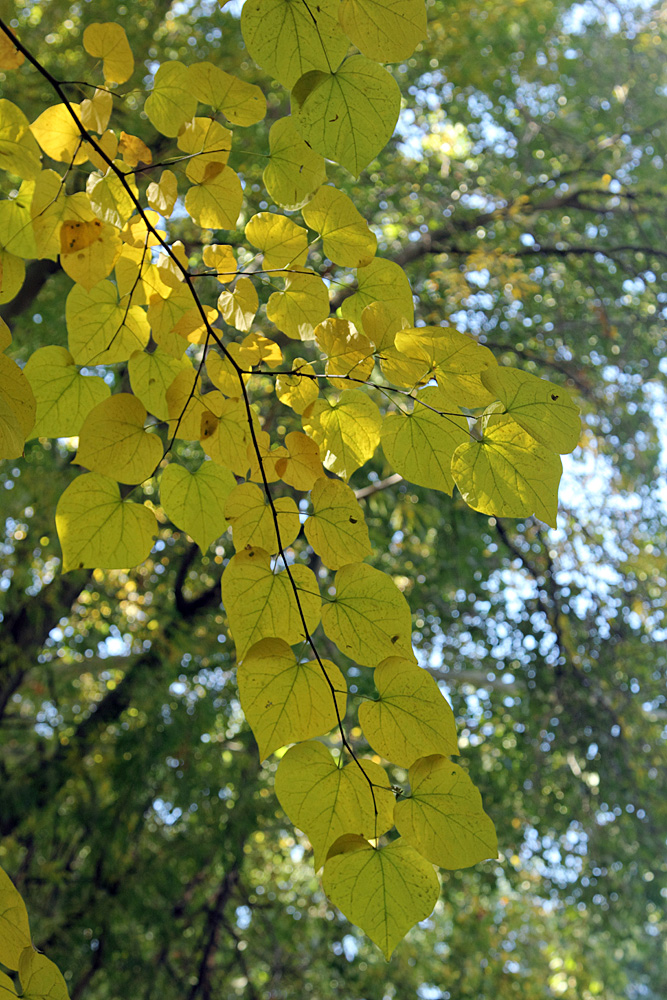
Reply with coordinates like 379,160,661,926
263,117,327,211
18,946,70,1000
217,277,258,332
276,359,319,414
245,212,308,271
66,281,149,365
146,169,178,217
220,547,321,658
160,460,236,552
292,56,400,177
304,477,370,569
241,0,349,89
127,349,191,422
267,269,330,340
315,318,375,384
188,61,265,125
238,638,346,759
56,473,156,571
0,249,25,305
82,22,134,84
24,346,110,439
0,100,41,181
452,412,562,527
224,481,301,552
322,562,413,666
341,257,414,329
0,867,31,971
338,0,427,62
80,88,113,134
0,353,35,458
200,397,254,474
480,366,580,454
274,741,395,869
59,219,121,291
393,326,496,404
144,61,198,137
302,186,376,268
74,393,163,484
322,837,439,959
302,388,381,480
30,103,87,165
177,117,232,184
185,165,243,230
86,162,137,228
359,657,457,766
394,756,498,869
381,387,468,495
275,430,325,490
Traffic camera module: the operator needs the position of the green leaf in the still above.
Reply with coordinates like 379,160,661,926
304,477,371,569
322,836,439,959
381,387,469,495
392,326,496,405
66,281,150,366
274,741,395,868
321,562,413,666
220,547,321,658
302,186,376,268
127,348,191,422
0,99,42,181
187,61,266,125
394,756,498,869
267,270,330,341
263,117,327,211
340,257,414,329
55,473,156,571
245,212,308,271
238,638,346,759
241,0,349,90
159,460,236,552
224,481,301,553
184,166,243,231
292,56,401,177
338,0,428,62
0,867,31,971
480,366,581,454
18,947,70,1000
74,393,163,485
302,388,381,480
144,61,198,137
359,656,458,766
452,411,562,527
24,346,110,439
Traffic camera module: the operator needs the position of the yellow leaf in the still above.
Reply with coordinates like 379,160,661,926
394,756,498,869
165,369,223,441
66,281,149,364
275,430,325,490
304,477,371,569
451,411,562,527
338,0,427,62
185,165,243,230
359,657,457,766
83,22,134,84
302,388,381,479
187,61,266,126
86,162,138,228
220,547,321,658
322,562,413,665
263,117,327,211
23,345,110,439
393,326,496,405
0,866,31,971
245,212,308,271
237,332,282,369
322,837,439,959
217,277,258,332
56,473,156,571
0,318,10,352
276,359,319,414
146,169,178,217
0,195,37,259
274,741,395,869
74,393,163,484
202,243,236,283
292,56,400,177
160,460,236,552
0,352,35,458
18,947,70,1000
266,269,330,340
79,88,113,133
118,131,152,168
224,482,301,552
0,99,41,180
144,61,198,137
314,318,375,385
128,349,192,421
361,300,407,355
85,127,118,172
30,103,87,164
0,28,24,71
31,170,95,259
201,397,255,475
341,256,414,329
119,211,164,250
302,186,376,267
206,348,247,397
177,117,232,184
380,386,468,495
239,638,346,759
60,220,121,291
245,429,288,484
241,0,348,89
480,366,581,454
0,248,25,305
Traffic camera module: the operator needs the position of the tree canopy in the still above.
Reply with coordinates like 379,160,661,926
0,1,665,997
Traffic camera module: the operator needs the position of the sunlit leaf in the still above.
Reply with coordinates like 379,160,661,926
480,366,581,454
304,476,371,569
83,22,134,84
144,61,198,137
245,212,308,271
24,345,110,439
302,388,381,480
74,393,163,484
66,281,149,365
338,0,427,62
0,867,31,971
266,269,330,340
160,460,236,552
188,61,266,125
263,117,327,210
224,481,301,552
341,257,414,329
303,185,376,267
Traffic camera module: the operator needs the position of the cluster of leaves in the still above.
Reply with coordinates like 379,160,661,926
0,868,68,1000
0,1,581,958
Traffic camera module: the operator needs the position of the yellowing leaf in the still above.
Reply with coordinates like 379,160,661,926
275,741,395,868
201,397,255,475
292,56,400,177
165,369,220,441
452,412,562,527
0,318,10,352
0,100,41,181
322,562,413,666
128,349,191,421
118,131,152,168
60,219,121,290
394,756,498,869
206,348,247,397
56,473,156,571
74,393,162,484
18,946,70,1000
146,169,178,217
86,162,137,228
276,359,319,414
144,61,198,137
0,867,31,970
31,171,95,259
23,346,110,439
322,837,439,959
263,117,327,211
359,657,457,767
393,326,496,405
220,547,321,658
241,0,348,89
245,430,288,485
0,194,37,260
381,387,468,495
66,281,149,364
341,256,414,329
480,366,581,454
30,104,87,164
202,243,236,283
217,277,258,332
83,22,134,84
0,353,35,458
224,482,301,552
338,0,427,62
304,477,370,569
302,186,376,267
314,318,375,384
0,248,25,305
0,28,24,71
275,430,325,490
302,388,381,480
267,269,330,340
160,460,236,552
239,638,346,759
185,166,243,230
245,212,308,271
237,332,283,369
80,89,113,134
188,61,266,125
84,127,118,172
177,117,232,184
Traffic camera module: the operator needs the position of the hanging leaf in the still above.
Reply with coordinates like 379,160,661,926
302,185,376,268
480,366,581,454
224,481,301,552
188,61,266,125
341,257,414,329
263,117,327,211
245,212,308,271
304,477,371,569
338,0,427,62
82,22,134,84
144,61,198,137
267,269,330,340
302,388,381,480
24,345,110,439
0,867,31,970
159,460,236,552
